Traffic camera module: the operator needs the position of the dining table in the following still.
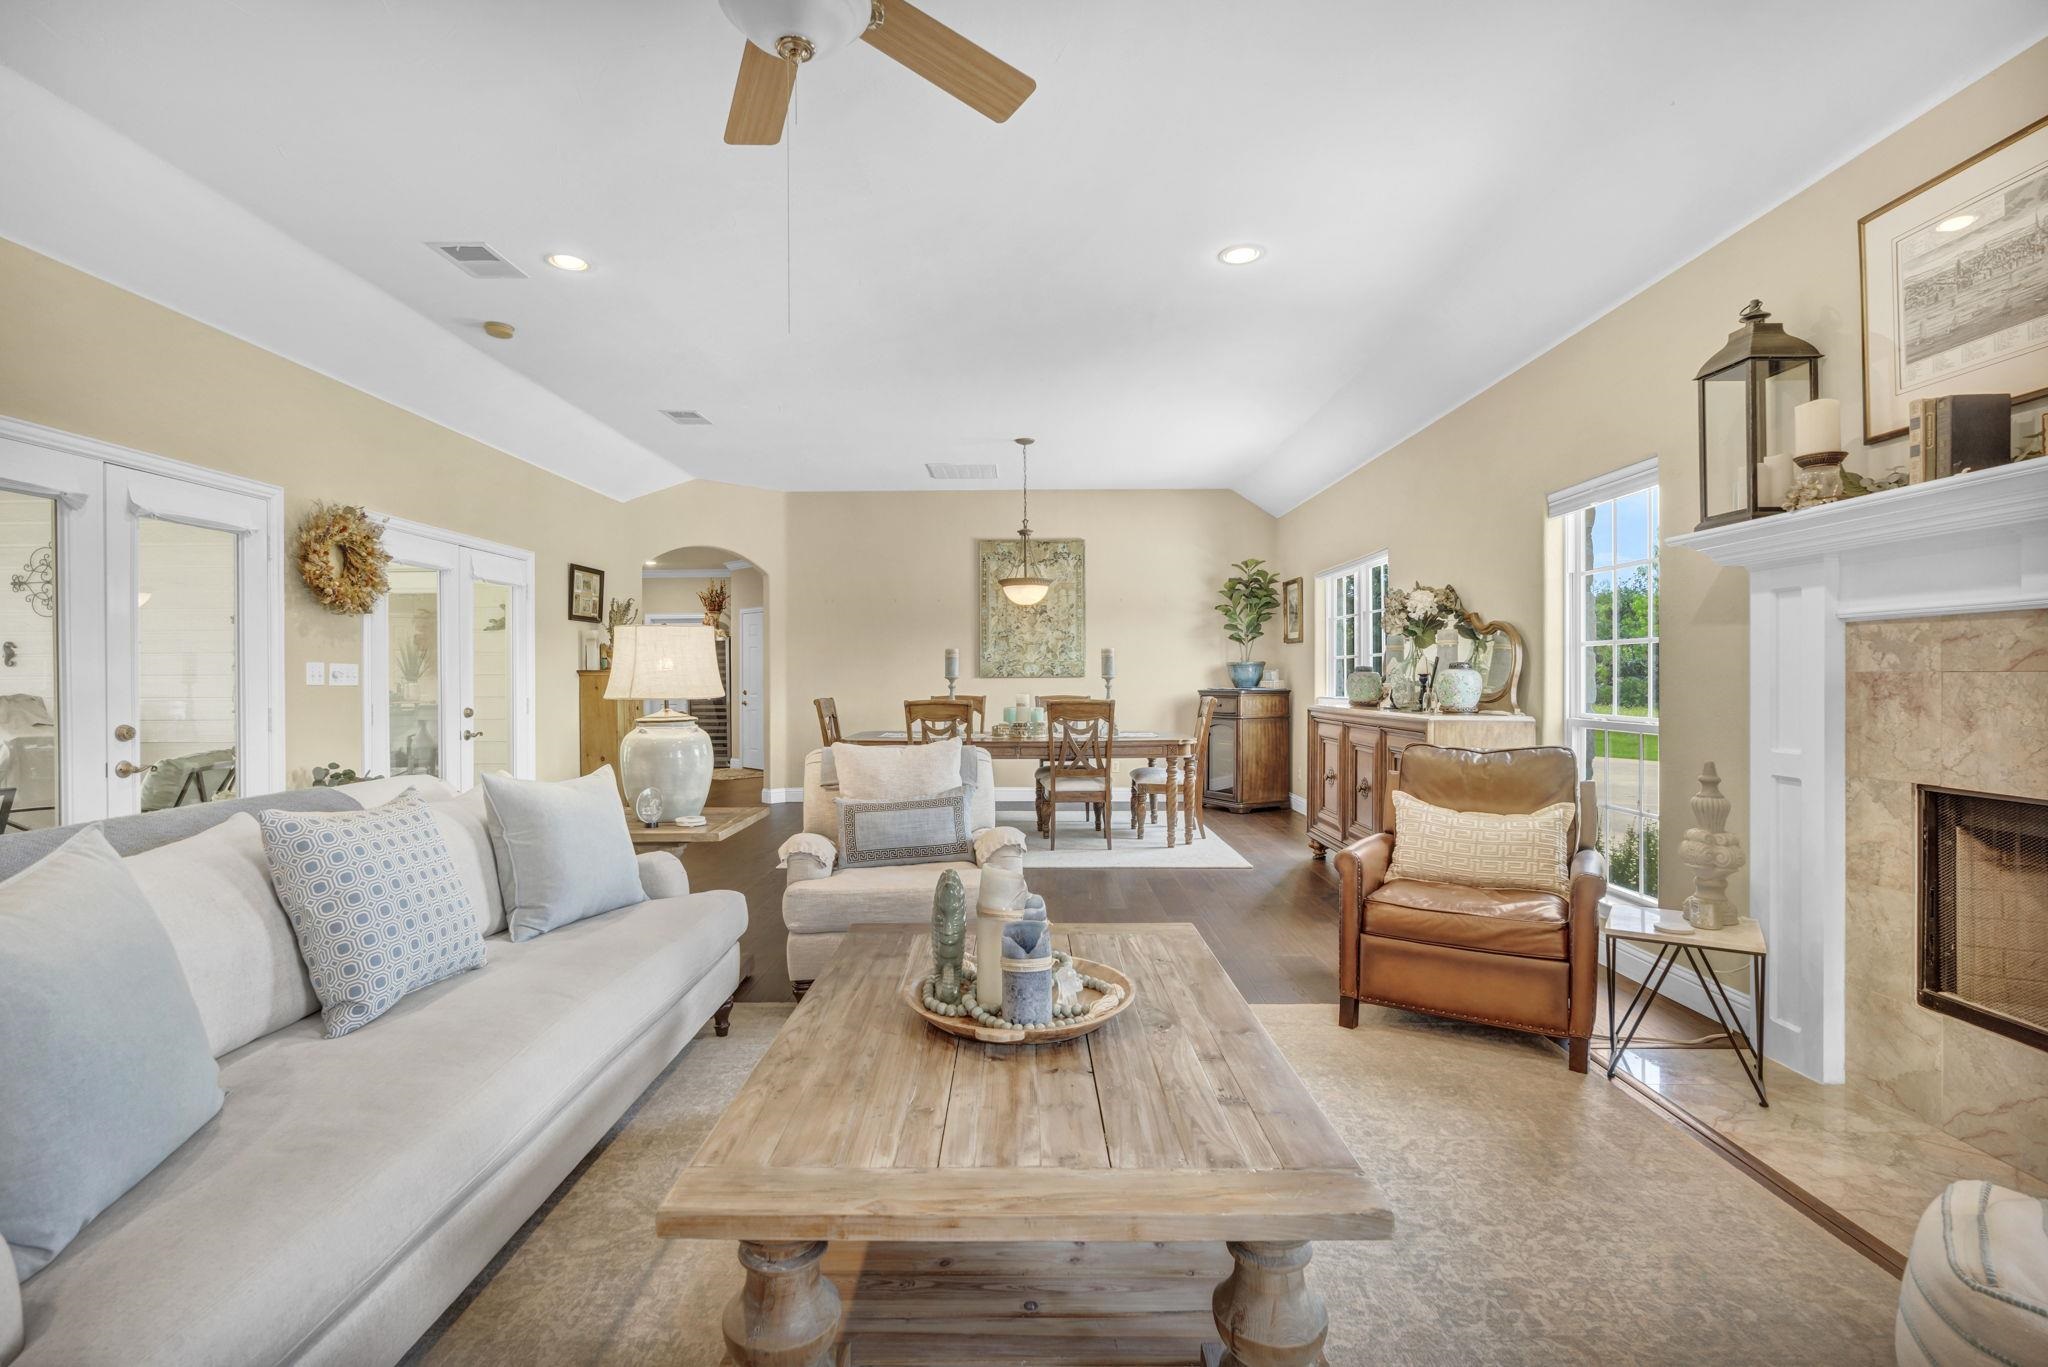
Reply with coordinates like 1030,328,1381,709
843,728,1201,846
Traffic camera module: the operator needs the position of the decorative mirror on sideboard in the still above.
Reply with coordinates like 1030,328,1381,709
1463,613,1524,711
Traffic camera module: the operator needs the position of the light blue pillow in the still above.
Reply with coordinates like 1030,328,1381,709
837,785,974,868
0,828,223,1280
480,767,646,941
259,795,485,1037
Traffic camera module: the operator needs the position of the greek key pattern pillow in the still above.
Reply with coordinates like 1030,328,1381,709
1386,790,1575,898
837,786,974,868
259,795,486,1037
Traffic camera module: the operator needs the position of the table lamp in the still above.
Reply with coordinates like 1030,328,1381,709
604,624,725,827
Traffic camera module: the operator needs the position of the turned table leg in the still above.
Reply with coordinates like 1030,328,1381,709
1211,1240,1327,1367
1183,753,1198,844
723,1240,841,1367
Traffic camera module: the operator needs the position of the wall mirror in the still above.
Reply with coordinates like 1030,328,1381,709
1462,613,1524,711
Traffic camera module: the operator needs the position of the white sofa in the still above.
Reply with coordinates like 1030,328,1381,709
779,746,1024,990
0,776,747,1367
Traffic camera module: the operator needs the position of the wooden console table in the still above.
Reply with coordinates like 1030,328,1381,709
1304,704,1539,857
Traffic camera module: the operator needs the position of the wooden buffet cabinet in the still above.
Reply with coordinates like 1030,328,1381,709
1303,703,1539,857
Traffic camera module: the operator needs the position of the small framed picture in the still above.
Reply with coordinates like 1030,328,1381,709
568,564,604,623
1281,576,1304,644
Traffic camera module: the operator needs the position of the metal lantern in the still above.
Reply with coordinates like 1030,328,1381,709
1693,299,1821,530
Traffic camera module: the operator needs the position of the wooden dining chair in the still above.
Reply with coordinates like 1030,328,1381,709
1131,695,1216,845
1035,699,1115,850
905,699,975,742
814,697,843,747
929,694,986,733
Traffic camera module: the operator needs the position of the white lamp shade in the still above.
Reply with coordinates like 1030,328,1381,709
604,624,725,701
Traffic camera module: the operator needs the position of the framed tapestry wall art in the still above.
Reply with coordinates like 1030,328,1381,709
1859,114,2048,443
978,538,1084,677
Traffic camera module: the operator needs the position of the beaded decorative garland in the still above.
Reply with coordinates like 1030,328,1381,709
921,950,1123,1030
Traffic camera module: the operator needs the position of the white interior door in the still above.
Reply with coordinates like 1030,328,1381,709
738,606,764,772
363,517,533,790
0,418,283,826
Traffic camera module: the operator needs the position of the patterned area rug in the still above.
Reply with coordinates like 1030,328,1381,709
405,1003,1900,1366
993,804,1252,869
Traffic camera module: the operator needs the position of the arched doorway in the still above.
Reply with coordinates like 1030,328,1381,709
640,545,767,783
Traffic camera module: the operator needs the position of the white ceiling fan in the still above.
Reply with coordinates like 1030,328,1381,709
716,0,1036,145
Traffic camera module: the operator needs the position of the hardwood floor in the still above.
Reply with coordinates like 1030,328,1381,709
680,802,1715,1042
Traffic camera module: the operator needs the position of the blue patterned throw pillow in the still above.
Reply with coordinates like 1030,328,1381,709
258,795,486,1037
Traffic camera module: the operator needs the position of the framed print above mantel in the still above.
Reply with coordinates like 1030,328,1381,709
1859,114,2048,443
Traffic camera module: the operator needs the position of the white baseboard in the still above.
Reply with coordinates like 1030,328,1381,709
1601,930,1754,1029
1289,791,1306,815
763,787,802,805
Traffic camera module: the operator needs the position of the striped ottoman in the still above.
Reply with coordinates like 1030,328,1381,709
1897,1181,2048,1365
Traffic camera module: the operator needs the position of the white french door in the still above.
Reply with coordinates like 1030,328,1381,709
0,418,284,826
362,517,534,790
738,605,765,772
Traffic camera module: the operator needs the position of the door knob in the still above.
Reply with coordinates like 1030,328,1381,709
114,760,143,777
463,706,475,718
463,729,485,740
114,723,136,741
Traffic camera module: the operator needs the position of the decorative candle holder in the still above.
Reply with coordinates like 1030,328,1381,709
1681,762,1747,930
1001,920,1055,1026
1793,450,1848,500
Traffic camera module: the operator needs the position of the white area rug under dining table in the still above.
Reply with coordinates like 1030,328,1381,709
993,804,1251,869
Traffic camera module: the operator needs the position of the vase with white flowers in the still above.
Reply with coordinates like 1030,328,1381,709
1382,583,1475,710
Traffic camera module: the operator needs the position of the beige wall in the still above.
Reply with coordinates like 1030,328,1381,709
781,489,1276,791
0,237,647,785
1274,37,2048,926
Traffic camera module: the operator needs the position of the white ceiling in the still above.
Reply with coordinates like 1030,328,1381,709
2,2,2044,514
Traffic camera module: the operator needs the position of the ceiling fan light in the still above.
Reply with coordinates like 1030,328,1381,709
999,576,1051,607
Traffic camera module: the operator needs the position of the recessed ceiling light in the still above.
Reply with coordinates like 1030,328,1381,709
1934,214,1977,234
545,253,591,272
645,559,658,566
482,320,516,340
1217,243,1265,265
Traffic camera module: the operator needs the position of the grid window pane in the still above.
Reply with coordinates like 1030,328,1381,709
1616,490,1653,563
1584,646,1614,714
1586,572,1614,641
1589,501,1615,569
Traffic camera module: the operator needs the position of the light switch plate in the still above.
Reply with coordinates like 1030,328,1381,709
305,662,326,686
328,662,360,687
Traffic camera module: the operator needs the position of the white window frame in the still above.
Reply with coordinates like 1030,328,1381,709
0,416,285,821
362,515,535,788
1554,457,1660,904
1317,553,1389,701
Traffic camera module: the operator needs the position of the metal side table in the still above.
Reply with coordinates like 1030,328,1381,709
1603,903,1769,1106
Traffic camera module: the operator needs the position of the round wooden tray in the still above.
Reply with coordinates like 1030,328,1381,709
905,956,1136,1045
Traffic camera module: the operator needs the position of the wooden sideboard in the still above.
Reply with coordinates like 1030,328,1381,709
1199,687,1291,813
1304,704,1540,857
577,669,634,790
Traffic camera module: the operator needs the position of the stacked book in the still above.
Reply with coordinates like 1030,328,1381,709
1907,394,2012,483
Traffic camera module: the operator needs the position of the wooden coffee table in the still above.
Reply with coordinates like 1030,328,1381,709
657,923,1392,1365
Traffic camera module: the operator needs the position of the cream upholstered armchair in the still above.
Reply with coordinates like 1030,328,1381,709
1336,745,1607,1071
776,745,1025,997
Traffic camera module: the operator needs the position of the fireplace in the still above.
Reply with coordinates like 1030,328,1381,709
1920,786,2048,1051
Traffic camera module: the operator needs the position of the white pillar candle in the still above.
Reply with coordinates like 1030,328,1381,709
1760,453,1795,507
1794,398,1840,456
1101,647,1116,679
975,866,1028,1009
944,646,960,681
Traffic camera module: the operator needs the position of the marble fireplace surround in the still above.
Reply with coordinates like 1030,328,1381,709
1671,460,2048,1087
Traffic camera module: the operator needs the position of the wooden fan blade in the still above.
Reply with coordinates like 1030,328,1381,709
860,0,1034,123
725,41,796,145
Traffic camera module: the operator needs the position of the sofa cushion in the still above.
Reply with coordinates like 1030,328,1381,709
830,737,962,802
482,768,645,942
1386,790,1575,898
837,787,974,869
0,829,223,1282
1364,878,1568,960
125,814,320,1058
425,787,507,937
259,796,487,1037
784,861,982,936
1897,1180,2048,1366
806,747,995,841
13,889,747,1367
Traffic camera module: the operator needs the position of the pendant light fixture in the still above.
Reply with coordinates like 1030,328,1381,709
998,436,1052,607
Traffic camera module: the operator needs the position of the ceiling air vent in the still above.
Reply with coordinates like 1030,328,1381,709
661,409,713,426
424,241,527,279
926,462,998,480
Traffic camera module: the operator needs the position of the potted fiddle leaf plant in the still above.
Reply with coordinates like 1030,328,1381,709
1215,558,1280,688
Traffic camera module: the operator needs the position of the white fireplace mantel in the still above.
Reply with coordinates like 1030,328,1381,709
1669,460,2048,1082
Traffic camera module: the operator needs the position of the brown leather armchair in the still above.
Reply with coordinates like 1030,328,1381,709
1336,745,1607,1072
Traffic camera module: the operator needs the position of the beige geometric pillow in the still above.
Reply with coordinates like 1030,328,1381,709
1385,790,1575,898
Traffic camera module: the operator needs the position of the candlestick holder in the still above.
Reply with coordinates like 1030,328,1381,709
947,680,958,699
1794,449,1848,500
1102,676,1114,700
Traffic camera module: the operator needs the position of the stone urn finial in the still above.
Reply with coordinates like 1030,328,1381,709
1681,762,1746,930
